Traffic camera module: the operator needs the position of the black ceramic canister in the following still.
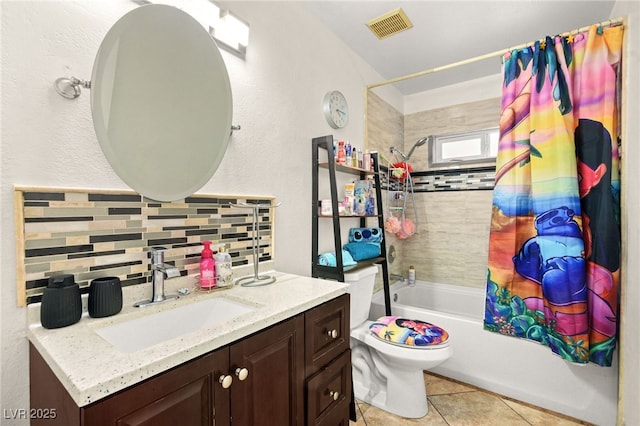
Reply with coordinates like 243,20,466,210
40,274,82,329
88,277,123,318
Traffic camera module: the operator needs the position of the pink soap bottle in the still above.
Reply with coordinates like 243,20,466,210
337,140,346,164
199,241,216,289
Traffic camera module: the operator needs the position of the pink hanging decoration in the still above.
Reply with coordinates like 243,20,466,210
384,217,401,234
395,218,415,239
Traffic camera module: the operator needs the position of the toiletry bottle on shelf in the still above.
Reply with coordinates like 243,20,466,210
200,241,216,289
351,148,359,168
337,140,346,164
214,245,233,286
345,140,352,165
408,265,416,286
363,151,371,171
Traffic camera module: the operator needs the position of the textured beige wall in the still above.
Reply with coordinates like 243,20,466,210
367,92,500,289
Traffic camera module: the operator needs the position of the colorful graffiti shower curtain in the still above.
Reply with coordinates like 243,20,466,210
484,24,623,366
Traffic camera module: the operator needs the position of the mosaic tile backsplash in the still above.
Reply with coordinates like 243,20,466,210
16,188,275,304
381,166,495,192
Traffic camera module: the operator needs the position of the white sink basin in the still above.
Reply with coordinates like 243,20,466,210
95,297,256,353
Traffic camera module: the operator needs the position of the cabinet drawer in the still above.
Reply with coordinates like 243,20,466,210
304,294,350,375
305,349,352,426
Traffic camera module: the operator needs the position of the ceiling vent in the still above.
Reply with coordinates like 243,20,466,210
366,8,413,40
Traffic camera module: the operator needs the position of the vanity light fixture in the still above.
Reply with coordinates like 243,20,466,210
210,10,250,58
131,0,250,59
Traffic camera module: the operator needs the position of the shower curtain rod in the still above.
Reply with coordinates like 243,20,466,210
366,17,624,90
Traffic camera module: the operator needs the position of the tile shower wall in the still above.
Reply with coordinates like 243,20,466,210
405,190,493,287
367,91,499,289
367,91,405,292
17,188,275,304
367,91,404,154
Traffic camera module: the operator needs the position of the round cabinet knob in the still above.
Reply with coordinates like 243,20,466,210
219,375,233,389
327,329,338,339
329,391,340,401
235,367,249,381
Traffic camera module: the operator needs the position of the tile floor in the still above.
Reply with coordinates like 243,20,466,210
350,372,591,426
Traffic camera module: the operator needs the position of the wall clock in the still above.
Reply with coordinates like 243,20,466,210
323,90,349,129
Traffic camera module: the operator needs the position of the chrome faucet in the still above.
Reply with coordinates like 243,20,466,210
390,273,405,283
134,247,180,307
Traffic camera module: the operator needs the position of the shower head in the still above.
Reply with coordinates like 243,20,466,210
404,136,432,160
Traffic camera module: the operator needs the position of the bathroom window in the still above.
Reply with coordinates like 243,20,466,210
428,128,499,168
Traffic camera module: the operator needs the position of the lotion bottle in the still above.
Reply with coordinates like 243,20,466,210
200,241,216,289
408,265,416,286
214,245,233,286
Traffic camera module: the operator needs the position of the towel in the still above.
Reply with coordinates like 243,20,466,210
348,227,383,243
343,242,381,261
318,250,357,267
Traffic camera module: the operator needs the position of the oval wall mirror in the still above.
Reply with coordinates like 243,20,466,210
91,4,233,202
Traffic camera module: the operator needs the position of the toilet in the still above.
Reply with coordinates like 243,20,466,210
345,265,452,418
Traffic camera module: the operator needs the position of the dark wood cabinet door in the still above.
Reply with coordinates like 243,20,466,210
30,343,81,426
82,348,230,426
114,376,210,426
229,314,305,426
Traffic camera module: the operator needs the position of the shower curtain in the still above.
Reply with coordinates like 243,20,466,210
484,24,623,366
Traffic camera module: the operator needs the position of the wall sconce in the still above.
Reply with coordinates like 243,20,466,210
132,0,249,59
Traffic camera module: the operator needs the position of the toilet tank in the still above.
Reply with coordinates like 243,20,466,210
344,265,379,327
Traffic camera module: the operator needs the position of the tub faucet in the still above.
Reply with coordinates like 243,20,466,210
390,273,405,283
134,247,180,307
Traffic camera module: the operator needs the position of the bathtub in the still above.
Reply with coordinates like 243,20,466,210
370,280,618,426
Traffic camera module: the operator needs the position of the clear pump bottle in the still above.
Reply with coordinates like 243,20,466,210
214,245,233,286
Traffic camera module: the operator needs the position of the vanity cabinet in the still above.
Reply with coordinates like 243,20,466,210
30,294,351,426
304,293,351,425
81,347,229,426
91,313,305,426
30,341,224,426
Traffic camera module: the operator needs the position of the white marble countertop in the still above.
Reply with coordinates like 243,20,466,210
27,271,347,407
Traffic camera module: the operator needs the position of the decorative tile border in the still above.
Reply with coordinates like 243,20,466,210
381,166,495,192
15,187,275,305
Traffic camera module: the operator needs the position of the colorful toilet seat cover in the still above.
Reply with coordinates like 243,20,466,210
369,316,449,348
